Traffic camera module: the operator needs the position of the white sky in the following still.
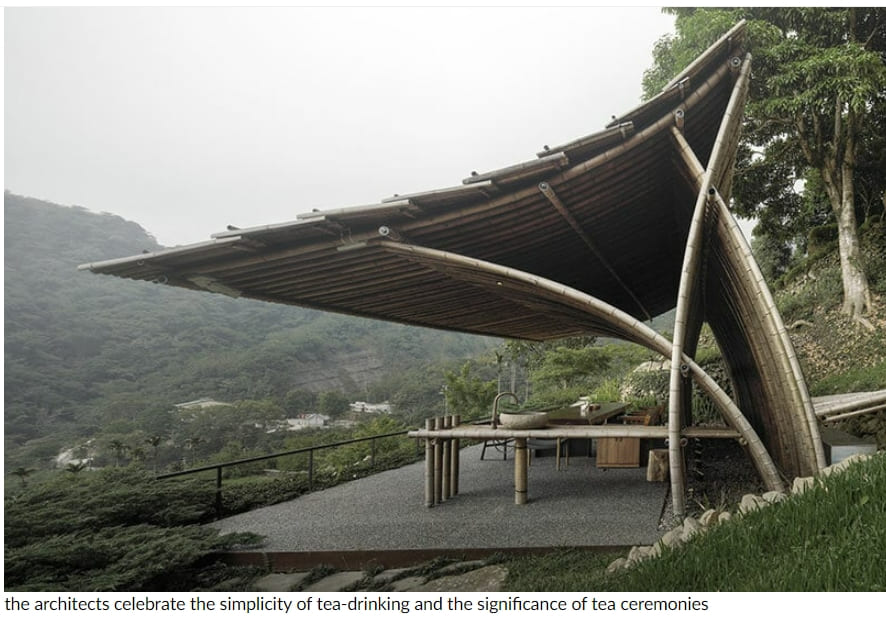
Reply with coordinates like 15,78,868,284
5,6,678,247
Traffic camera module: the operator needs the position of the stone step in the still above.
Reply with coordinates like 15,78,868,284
250,560,507,592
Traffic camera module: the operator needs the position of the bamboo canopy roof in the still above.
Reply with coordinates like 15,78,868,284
82,22,829,514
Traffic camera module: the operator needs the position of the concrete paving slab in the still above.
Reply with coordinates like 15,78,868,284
419,566,509,592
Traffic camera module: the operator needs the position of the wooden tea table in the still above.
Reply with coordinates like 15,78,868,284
409,403,739,506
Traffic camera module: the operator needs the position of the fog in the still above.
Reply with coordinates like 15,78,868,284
5,7,677,247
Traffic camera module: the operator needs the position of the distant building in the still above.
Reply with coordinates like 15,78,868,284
349,401,392,414
283,413,330,431
174,398,232,410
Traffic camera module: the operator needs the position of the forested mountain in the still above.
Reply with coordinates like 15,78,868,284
4,192,494,467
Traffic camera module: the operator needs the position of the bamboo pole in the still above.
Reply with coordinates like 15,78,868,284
666,53,755,517
712,192,826,471
433,416,443,505
441,416,451,501
424,418,434,508
514,437,528,505
538,181,651,320
409,426,743,440
451,415,460,496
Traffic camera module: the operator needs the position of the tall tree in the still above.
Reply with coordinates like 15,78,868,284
645,8,886,325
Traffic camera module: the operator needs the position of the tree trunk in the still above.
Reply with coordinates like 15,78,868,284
836,162,873,321
819,112,873,325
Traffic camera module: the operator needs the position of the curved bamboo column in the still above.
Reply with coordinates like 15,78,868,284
380,240,785,497
712,192,825,470
667,53,753,516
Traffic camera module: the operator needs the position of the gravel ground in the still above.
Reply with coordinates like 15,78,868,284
213,443,670,552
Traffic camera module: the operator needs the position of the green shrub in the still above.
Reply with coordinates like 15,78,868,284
4,466,257,591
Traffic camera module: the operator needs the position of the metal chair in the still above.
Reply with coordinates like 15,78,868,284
481,437,513,460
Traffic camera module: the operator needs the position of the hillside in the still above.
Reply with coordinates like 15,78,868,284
4,192,494,467
775,221,886,395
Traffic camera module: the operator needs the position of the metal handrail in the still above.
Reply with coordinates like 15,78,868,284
156,429,418,515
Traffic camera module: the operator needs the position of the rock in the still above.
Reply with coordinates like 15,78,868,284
822,453,873,477
699,508,719,527
628,545,654,563
792,476,816,495
762,490,787,504
680,516,702,541
718,511,732,522
420,565,508,592
660,525,684,549
606,557,629,574
739,493,766,514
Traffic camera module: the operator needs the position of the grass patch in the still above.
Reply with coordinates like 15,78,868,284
810,359,886,396
503,455,886,591
503,549,625,591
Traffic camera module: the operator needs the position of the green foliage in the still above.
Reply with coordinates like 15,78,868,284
530,346,610,392
444,361,497,420
317,390,350,419
645,9,886,308
4,467,258,591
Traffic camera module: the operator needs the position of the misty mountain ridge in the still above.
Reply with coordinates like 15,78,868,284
4,191,494,463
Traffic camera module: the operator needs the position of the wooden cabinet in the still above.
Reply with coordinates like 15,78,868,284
596,436,640,468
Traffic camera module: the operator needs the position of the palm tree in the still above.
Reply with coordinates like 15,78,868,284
11,466,35,488
145,435,164,473
108,440,128,467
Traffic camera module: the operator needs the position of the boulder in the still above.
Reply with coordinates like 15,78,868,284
699,508,719,527
606,557,629,574
762,490,787,504
739,493,766,514
680,516,702,542
792,476,815,495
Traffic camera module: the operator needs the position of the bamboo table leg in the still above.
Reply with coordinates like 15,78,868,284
514,437,528,505
451,416,460,496
441,416,451,501
424,418,434,507
433,417,443,504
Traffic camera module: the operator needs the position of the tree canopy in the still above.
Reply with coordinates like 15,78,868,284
645,8,886,324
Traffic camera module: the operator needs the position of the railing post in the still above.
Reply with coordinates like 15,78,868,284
215,466,223,516
308,449,314,492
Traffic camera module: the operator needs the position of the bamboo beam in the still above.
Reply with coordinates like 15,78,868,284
821,403,886,423
538,181,652,320
409,426,742,440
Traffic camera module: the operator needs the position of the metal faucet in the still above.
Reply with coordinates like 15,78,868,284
491,391,519,429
